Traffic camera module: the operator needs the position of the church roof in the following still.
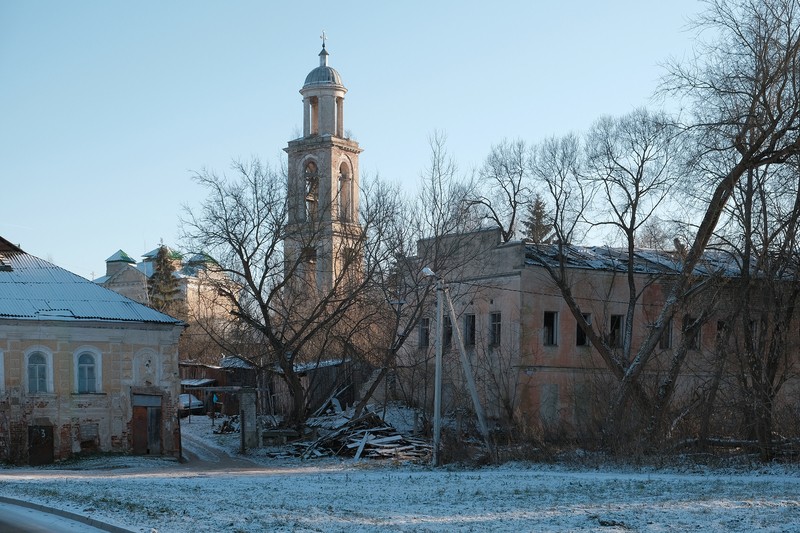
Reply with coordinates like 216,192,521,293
303,46,344,89
304,65,344,88
106,249,136,264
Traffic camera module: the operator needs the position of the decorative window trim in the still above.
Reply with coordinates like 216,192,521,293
73,346,102,393
24,346,54,394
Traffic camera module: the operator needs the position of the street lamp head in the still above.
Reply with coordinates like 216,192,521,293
421,267,436,278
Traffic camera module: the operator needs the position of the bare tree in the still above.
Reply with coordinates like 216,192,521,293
181,159,396,427
583,108,681,364
530,133,589,246
538,0,800,451
714,162,800,459
469,139,531,242
359,133,497,431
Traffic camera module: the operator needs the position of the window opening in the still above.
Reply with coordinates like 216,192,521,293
576,313,591,346
464,314,476,346
609,315,624,348
419,318,431,348
28,352,47,393
304,162,318,222
659,318,673,349
443,316,453,349
78,352,97,393
489,312,502,347
683,314,701,350
543,311,558,346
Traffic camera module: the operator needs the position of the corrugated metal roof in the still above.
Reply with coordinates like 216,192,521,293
0,251,182,324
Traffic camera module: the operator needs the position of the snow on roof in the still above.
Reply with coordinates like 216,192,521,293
143,246,183,261
0,251,183,324
526,244,745,277
221,356,255,369
106,250,136,264
272,358,349,374
181,378,216,387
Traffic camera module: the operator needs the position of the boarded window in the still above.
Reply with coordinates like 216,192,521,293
540,383,559,424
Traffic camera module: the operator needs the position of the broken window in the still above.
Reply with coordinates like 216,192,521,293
608,314,624,348
543,311,558,346
576,313,591,347
683,314,701,350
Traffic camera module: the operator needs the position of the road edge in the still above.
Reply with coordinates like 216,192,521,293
0,496,135,533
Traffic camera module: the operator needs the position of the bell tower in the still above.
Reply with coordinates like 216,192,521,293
285,42,363,295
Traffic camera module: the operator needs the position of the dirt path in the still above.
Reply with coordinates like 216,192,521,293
180,427,258,471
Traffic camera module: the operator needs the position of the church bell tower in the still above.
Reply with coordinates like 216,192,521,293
285,42,363,294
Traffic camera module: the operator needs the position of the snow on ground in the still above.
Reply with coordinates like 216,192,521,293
0,415,799,532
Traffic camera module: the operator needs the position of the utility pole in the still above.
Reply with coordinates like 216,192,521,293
423,267,492,466
432,277,444,467
443,283,492,454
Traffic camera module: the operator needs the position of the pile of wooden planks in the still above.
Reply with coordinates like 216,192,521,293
297,410,431,462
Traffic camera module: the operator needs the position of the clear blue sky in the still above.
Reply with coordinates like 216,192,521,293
1,1,703,279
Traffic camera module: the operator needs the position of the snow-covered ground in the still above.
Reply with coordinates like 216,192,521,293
0,415,799,532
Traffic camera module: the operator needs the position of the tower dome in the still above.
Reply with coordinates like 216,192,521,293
303,46,344,89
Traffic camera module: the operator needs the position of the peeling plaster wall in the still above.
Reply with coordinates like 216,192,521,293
0,319,182,464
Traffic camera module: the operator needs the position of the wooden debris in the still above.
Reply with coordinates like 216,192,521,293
294,409,431,462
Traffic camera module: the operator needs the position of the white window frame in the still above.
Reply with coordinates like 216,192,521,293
24,346,54,394
73,346,102,393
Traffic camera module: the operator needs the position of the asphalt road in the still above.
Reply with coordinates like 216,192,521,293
0,501,123,533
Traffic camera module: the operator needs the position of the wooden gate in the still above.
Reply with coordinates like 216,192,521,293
132,395,162,455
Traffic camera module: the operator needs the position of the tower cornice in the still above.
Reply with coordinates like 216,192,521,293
285,135,362,155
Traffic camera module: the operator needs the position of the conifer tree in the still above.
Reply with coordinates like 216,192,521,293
522,193,553,243
148,244,185,319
